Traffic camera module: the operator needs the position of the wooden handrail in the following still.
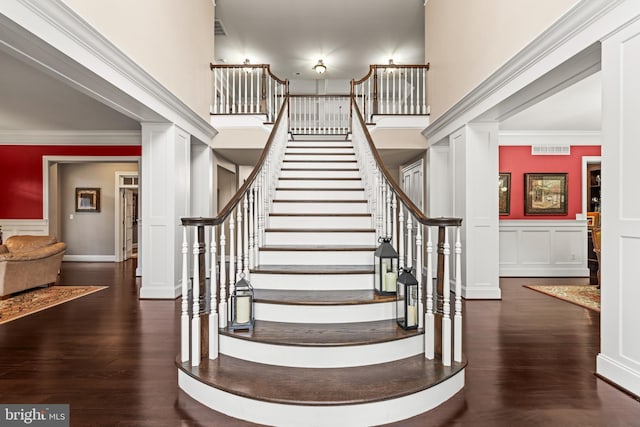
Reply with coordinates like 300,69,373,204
352,63,430,86
350,94,461,228
182,95,289,227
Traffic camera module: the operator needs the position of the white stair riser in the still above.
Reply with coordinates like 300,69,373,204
219,333,422,368
278,179,362,189
281,161,357,170
284,154,356,162
179,369,465,427
280,170,360,178
250,273,373,290
265,231,375,245
287,140,352,147
272,201,368,213
259,250,373,265
254,301,393,324
286,148,354,154
268,215,372,229
274,189,365,200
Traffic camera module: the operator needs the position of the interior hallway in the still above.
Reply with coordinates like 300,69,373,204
0,261,638,426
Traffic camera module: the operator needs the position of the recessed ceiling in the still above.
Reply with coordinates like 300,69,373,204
214,0,426,81
0,49,139,131
500,72,601,131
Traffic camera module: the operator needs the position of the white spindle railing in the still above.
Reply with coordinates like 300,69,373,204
289,95,350,135
211,63,288,122
351,95,463,366
180,99,289,366
351,64,429,123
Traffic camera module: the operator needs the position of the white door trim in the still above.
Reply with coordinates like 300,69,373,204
581,156,602,217
114,171,139,262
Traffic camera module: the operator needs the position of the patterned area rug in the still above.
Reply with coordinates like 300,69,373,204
0,286,107,325
524,285,600,312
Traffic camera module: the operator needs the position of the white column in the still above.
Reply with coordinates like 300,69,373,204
140,123,190,299
597,18,640,398
450,124,501,299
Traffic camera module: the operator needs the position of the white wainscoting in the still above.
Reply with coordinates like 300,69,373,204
499,220,589,277
0,219,49,240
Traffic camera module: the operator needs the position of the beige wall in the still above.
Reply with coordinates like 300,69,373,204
425,0,578,119
63,0,215,120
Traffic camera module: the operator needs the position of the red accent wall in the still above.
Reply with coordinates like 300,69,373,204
499,145,601,220
0,145,141,219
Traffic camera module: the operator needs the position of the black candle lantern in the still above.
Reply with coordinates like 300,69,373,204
396,267,419,330
229,274,254,331
373,237,399,295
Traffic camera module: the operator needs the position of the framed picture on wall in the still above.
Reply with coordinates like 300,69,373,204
524,173,567,215
76,188,101,212
498,173,511,215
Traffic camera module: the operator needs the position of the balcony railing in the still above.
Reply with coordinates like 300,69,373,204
289,94,350,135
210,63,288,122
351,64,429,123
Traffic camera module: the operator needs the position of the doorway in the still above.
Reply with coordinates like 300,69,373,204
115,172,139,262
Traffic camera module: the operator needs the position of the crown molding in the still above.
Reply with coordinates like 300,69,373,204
0,0,217,143
0,130,141,145
423,0,626,143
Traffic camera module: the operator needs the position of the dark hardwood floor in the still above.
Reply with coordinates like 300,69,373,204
1,262,639,426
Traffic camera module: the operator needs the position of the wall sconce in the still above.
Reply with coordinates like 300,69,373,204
313,59,327,74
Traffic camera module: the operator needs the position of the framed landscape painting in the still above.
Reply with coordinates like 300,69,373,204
76,188,101,212
498,173,511,215
524,173,567,215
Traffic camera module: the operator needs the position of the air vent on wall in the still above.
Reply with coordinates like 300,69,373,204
531,145,571,155
215,19,227,36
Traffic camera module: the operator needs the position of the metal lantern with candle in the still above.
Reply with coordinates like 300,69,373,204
396,267,419,330
229,273,254,331
373,237,399,295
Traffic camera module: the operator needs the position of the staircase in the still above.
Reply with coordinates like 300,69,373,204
177,133,466,426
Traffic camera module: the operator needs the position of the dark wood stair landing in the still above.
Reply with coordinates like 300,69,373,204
251,265,373,274
178,354,466,406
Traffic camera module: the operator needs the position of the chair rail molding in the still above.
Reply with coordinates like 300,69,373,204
0,130,141,146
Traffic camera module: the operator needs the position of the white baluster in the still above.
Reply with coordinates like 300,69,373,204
403,68,407,114
386,183,392,239
180,227,190,362
248,189,254,270
442,228,451,366
191,227,201,366
209,225,218,359
416,223,423,329
454,226,463,363
219,222,227,328
243,67,248,113
212,68,218,114
243,193,249,279
259,170,266,247
225,67,230,113
385,69,390,114
237,203,243,282
421,67,427,114
392,68,396,114
406,213,413,271
228,214,235,321
381,183,387,238
410,68,414,115
425,226,434,359
377,170,383,240
398,206,405,269
255,69,260,113
392,193,398,250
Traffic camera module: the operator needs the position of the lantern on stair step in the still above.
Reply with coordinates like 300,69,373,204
229,273,254,331
396,267,419,330
374,237,399,295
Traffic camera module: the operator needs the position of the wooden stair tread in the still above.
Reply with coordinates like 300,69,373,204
253,289,392,305
177,354,466,406
221,319,416,346
252,264,373,274
276,187,364,191
265,228,375,232
280,168,360,171
269,213,371,217
287,146,354,149
273,199,367,203
284,152,355,155
283,159,357,163
278,177,361,180
260,245,376,251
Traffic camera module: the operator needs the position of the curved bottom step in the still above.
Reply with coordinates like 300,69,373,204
177,354,466,426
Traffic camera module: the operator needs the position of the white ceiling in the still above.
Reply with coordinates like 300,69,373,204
214,0,426,81
500,72,601,131
0,49,139,131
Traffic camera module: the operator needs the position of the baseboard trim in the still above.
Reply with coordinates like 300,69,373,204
596,353,640,399
139,283,182,300
500,267,590,277
462,286,502,300
63,255,116,262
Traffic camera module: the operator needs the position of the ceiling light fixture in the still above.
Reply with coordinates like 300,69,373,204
385,59,396,73
243,58,252,73
313,59,327,74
